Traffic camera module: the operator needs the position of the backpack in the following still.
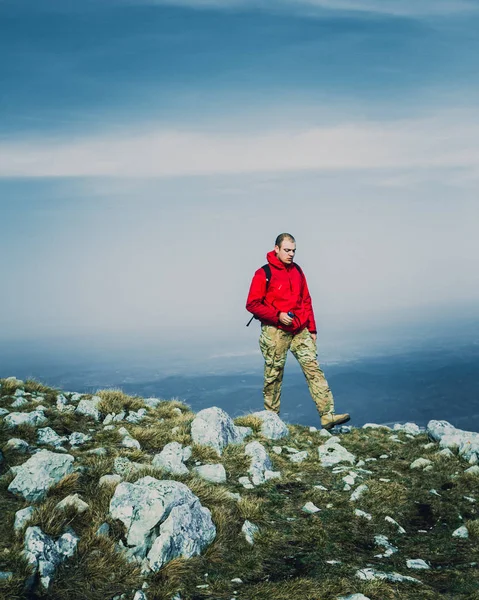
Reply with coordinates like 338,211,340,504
246,262,304,326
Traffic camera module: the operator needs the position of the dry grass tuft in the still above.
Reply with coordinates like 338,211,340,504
467,518,479,539
361,479,409,516
46,472,82,500
237,496,267,522
234,414,264,432
95,388,144,414
189,443,221,463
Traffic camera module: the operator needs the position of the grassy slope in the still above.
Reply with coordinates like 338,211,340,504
0,378,478,600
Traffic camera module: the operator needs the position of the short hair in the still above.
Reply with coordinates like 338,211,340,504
275,233,296,248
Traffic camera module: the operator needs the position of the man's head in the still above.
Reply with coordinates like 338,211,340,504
274,233,296,265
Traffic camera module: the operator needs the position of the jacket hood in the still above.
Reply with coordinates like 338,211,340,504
266,249,292,270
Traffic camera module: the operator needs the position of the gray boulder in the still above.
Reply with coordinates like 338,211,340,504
37,427,68,448
152,442,192,475
427,420,479,464
8,450,75,502
190,407,249,455
192,464,226,484
75,396,102,421
109,476,215,571
245,441,280,485
250,410,289,440
4,409,47,429
23,526,79,589
14,506,35,532
394,422,421,435
318,438,356,467
68,432,92,447
4,438,31,453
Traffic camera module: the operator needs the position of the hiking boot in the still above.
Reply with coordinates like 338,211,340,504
321,412,351,430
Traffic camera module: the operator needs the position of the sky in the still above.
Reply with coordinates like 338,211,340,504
1,0,478,365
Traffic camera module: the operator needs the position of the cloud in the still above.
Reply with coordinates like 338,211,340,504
0,110,478,179
141,0,478,17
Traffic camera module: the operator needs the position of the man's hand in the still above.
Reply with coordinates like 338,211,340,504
311,333,317,342
278,312,293,326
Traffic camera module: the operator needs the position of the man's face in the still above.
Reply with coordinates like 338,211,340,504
275,239,296,265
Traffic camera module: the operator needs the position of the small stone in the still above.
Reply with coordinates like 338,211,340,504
241,520,259,545
302,502,321,514
0,571,13,581
354,509,372,520
338,594,371,600
121,435,141,450
313,484,328,491
410,458,433,470
406,559,430,570
362,423,391,430
99,474,122,486
238,476,254,489
465,465,479,475
309,426,317,432
75,397,102,421
96,523,110,537
290,451,308,463
350,484,368,502
452,526,469,538
69,432,92,447
374,534,398,557
193,464,227,484
379,454,389,459
14,506,35,532
272,446,282,455
4,438,30,453
230,577,243,584
55,494,89,514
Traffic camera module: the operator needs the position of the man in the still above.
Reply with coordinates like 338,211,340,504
246,233,350,430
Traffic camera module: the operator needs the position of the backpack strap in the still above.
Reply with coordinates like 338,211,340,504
246,264,272,327
262,264,272,294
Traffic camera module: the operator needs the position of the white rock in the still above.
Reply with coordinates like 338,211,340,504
11,397,30,408
143,397,162,409
109,476,215,570
318,438,356,467
113,457,149,477
350,484,368,502
452,526,469,538
133,591,148,600
23,526,79,589
55,494,89,514
249,410,289,440
152,442,191,475
121,435,141,450
309,426,317,432
4,438,30,453
313,484,328,491
354,509,372,520
4,409,48,429
465,465,479,475
290,450,308,463
245,441,274,485
362,423,391,430
14,506,35,532
69,432,92,446
319,428,332,438
427,419,479,464
193,464,227,484
8,450,75,502
0,407,10,417
126,409,147,424
356,568,421,584
302,502,321,514
374,534,398,557
37,427,68,448
406,559,430,570
75,397,102,421
338,594,371,600
147,500,216,571
238,476,254,489
241,520,259,545
410,458,433,470
272,446,282,455
190,407,249,455
394,423,421,435
437,448,454,458
99,474,122,486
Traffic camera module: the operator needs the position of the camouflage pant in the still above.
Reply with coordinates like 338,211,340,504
259,325,334,416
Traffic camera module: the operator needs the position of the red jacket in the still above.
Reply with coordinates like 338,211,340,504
246,250,317,334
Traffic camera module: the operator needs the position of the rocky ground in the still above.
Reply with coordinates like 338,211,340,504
0,376,478,600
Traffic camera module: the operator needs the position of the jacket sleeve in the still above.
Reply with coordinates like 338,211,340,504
301,274,317,334
246,269,280,323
